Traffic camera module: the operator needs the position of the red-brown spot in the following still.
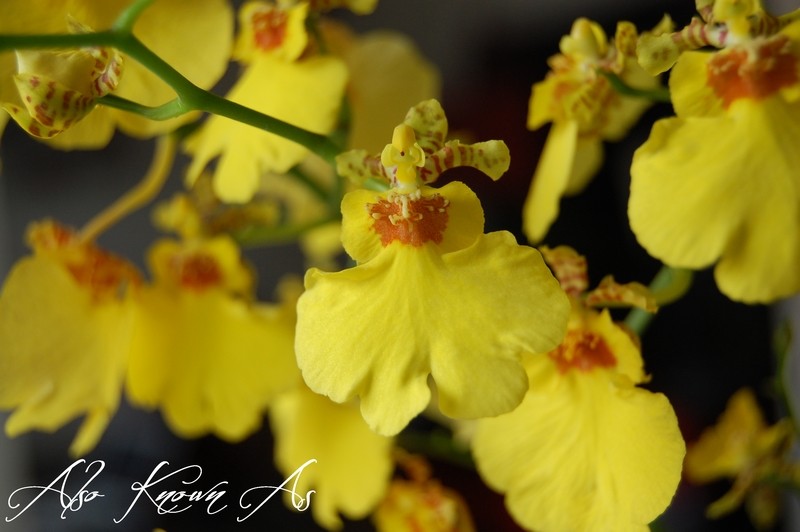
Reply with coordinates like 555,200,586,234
67,250,141,298
28,221,75,250
170,252,223,291
252,9,288,51
368,194,449,247
45,80,56,100
549,330,617,373
707,35,798,108
34,105,53,126
27,221,141,300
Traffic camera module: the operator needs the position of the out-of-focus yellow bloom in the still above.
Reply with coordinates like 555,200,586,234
0,0,233,148
271,384,394,530
126,236,298,441
629,4,800,303
686,388,791,482
320,21,440,153
153,174,282,241
185,1,348,203
685,388,793,527
373,454,474,532
472,248,684,532
296,99,569,436
523,18,657,243
0,220,139,456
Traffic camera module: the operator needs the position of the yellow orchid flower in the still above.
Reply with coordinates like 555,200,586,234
3,18,122,140
126,236,299,441
471,248,684,532
684,387,794,528
271,383,394,530
373,453,475,532
523,18,658,243
295,99,569,436
281,22,440,267
0,0,233,148
184,0,348,203
0,220,139,456
629,2,800,302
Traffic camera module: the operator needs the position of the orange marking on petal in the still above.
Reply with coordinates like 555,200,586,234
27,221,140,300
170,252,223,291
368,193,449,247
45,80,56,100
707,35,798,107
66,250,141,298
252,8,289,51
34,105,54,126
549,330,617,373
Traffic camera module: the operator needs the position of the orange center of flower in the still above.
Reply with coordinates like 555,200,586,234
170,252,223,291
368,192,449,247
27,220,140,300
66,251,140,299
707,35,798,108
252,8,288,51
549,330,617,373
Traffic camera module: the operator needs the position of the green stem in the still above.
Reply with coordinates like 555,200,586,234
773,322,800,437
97,94,187,120
363,177,391,192
287,167,330,203
112,0,156,33
650,267,693,306
396,429,475,470
0,32,119,50
0,31,342,166
600,71,672,103
233,216,340,247
760,470,800,496
624,266,693,336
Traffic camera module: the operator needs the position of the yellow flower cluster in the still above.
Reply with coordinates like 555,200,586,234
472,247,684,532
5,0,800,530
630,0,800,302
523,18,658,242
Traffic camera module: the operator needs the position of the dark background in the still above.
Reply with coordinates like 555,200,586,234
0,0,796,530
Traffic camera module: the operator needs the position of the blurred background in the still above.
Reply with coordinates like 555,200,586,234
0,0,797,530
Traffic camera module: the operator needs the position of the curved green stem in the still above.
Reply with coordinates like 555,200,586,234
624,266,693,336
233,215,340,247
650,267,693,306
396,429,475,470
0,30,342,166
287,167,330,203
600,71,672,103
97,94,187,120
112,0,156,33
773,322,800,437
